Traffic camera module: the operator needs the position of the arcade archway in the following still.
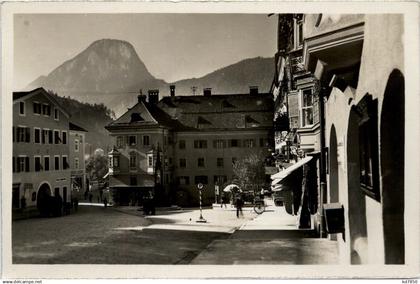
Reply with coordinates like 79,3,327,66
381,69,405,264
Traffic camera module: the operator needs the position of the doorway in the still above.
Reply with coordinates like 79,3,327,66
381,69,405,264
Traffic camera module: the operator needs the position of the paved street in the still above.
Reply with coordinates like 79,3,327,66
13,201,338,264
12,204,254,264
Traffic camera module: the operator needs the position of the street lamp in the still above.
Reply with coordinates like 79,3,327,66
196,183,207,223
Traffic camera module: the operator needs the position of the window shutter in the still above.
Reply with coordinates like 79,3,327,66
25,127,30,143
213,140,217,148
288,92,300,129
313,97,320,125
25,157,30,172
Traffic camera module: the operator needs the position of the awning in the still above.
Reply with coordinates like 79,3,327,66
271,156,313,186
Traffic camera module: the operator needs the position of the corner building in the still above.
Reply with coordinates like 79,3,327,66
105,88,274,206
13,88,72,215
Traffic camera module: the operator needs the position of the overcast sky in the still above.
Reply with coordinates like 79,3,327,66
14,13,277,90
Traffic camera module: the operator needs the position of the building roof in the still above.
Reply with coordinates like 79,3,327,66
13,87,71,118
69,122,88,132
106,93,274,132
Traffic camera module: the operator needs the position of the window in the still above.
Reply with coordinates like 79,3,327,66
113,156,120,168
259,138,266,147
62,156,69,170
294,17,303,49
19,102,25,115
179,158,186,168
147,155,153,168
54,156,60,170
48,130,53,144
143,135,150,146
129,135,137,146
17,127,30,143
194,140,207,149
12,157,15,173
214,175,228,185
54,187,60,196
42,129,47,144
34,128,41,143
229,139,241,148
195,176,208,185
42,104,51,116
357,97,380,201
54,130,61,144
62,131,67,144
13,127,15,142
243,139,255,148
116,136,124,148
179,140,186,149
213,139,226,149
34,156,42,172
75,139,79,152
33,102,41,115
178,176,190,185
217,158,224,168
54,108,59,120
198,158,205,168
44,156,50,171
301,88,314,127
17,156,29,172
31,192,37,202
129,153,137,169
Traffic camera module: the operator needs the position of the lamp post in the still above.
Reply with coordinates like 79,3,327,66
196,183,207,223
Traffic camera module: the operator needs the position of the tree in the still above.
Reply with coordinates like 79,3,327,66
232,152,267,194
85,150,108,183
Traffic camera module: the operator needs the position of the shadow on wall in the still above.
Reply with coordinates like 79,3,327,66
381,69,405,264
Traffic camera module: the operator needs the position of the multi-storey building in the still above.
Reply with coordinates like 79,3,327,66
69,122,88,198
13,87,87,216
105,87,274,206
272,14,408,265
305,14,406,265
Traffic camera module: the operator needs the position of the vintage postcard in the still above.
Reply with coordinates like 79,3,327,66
1,0,419,280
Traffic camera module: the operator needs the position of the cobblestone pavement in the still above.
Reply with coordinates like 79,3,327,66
12,205,254,264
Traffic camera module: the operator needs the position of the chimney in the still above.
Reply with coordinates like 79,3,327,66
203,88,212,97
249,86,259,96
148,89,159,104
170,85,176,97
138,89,146,103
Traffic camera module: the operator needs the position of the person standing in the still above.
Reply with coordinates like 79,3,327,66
235,192,244,218
220,192,228,209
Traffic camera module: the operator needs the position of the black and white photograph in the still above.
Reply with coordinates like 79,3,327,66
2,1,420,280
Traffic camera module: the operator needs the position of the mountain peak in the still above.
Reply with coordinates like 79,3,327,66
27,38,156,93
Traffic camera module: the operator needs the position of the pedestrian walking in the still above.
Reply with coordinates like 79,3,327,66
89,193,93,203
235,192,244,218
220,192,228,209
